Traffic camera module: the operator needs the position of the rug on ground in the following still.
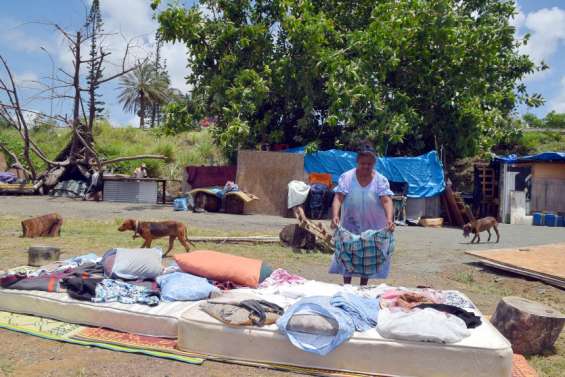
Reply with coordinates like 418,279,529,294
0,311,539,377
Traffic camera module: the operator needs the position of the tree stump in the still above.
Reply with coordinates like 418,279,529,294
28,246,61,267
491,296,565,355
279,224,316,250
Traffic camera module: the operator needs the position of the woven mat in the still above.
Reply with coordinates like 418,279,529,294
0,311,202,365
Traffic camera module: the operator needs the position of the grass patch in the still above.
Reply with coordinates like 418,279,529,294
0,216,330,277
0,121,225,181
451,269,476,285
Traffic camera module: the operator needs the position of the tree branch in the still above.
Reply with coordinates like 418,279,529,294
0,140,32,178
101,154,168,166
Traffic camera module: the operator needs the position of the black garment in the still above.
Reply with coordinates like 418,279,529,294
62,277,102,301
236,300,285,327
414,303,482,329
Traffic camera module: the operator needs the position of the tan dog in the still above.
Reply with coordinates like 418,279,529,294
118,219,194,256
22,213,63,238
463,217,500,244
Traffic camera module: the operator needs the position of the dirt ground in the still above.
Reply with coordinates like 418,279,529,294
0,197,564,377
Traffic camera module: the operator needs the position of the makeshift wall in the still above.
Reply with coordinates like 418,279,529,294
531,163,565,213
236,150,306,216
406,197,441,221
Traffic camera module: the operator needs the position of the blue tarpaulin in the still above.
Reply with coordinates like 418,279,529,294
286,148,445,198
494,152,565,163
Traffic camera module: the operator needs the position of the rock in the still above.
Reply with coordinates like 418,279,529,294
279,224,316,250
491,296,565,355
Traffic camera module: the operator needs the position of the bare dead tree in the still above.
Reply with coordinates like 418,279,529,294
0,21,165,193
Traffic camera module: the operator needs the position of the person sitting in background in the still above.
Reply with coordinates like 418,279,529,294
133,163,148,179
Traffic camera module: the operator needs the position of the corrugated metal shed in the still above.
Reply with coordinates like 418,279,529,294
103,180,158,204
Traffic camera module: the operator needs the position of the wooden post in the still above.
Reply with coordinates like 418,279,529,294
491,296,565,355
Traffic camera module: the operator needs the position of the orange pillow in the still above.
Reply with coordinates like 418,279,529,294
174,250,262,288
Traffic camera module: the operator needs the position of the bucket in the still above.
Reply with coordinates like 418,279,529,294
545,213,557,227
532,212,544,226
27,246,60,267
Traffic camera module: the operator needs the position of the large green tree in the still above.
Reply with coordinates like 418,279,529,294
154,0,543,161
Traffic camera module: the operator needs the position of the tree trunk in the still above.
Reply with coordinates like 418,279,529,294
139,90,145,129
491,296,565,355
70,31,82,157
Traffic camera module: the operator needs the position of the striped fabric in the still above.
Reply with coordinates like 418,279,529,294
333,227,395,276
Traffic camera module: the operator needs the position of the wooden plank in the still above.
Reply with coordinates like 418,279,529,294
477,260,565,289
465,243,565,282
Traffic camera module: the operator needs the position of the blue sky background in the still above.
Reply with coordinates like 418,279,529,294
0,0,563,127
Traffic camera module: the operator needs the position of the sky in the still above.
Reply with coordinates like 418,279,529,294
0,0,563,128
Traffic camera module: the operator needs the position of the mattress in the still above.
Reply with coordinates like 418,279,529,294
177,295,513,377
0,288,198,338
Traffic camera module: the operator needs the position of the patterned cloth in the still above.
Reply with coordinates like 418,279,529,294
335,168,394,234
93,279,160,306
258,268,305,288
332,227,395,277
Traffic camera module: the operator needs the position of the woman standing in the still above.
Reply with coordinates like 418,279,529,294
329,143,395,285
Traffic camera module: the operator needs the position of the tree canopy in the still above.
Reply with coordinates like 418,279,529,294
155,0,544,161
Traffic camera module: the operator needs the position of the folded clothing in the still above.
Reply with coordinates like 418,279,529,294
103,248,163,280
174,250,272,288
377,307,470,344
380,290,440,310
157,272,218,302
414,304,481,329
330,292,379,331
201,295,284,327
277,296,355,356
93,279,160,306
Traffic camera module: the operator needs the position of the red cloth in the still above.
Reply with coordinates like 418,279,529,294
185,166,237,189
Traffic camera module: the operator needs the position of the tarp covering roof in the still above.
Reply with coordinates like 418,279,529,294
286,148,445,198
494,152,565,163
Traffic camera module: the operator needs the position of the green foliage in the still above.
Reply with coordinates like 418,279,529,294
155,0,543,162
544,111,565,129
161,101,201,135
522,112,565,129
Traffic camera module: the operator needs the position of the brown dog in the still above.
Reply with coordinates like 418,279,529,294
118,219,194,256
22,213,63,238
463,217,500,244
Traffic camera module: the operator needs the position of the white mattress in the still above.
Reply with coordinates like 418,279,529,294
0,288,198,338
177,298,513,377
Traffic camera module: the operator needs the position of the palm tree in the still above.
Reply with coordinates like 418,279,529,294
118,63,169,129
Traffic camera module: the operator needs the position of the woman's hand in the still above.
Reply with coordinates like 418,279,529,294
331,216,340,229
386,220,396,232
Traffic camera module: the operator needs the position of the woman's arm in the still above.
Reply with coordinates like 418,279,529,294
331,192,344,229
380,195,395,232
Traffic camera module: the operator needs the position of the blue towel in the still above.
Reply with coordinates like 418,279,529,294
277,296,354,356
330,292,379,331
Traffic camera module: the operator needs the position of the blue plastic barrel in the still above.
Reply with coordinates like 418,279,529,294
556,215,564,227
532,212,544,226
545,213,557,227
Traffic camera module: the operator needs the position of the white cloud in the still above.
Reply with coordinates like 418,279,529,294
509,5,525,29
13,71,40,86
550,76,565,113
95,0,190,93
0,18,52,53
519,7,565,64
161,43,190,92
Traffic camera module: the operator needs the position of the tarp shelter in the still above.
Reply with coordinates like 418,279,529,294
286,148,445,198
494,151,565,223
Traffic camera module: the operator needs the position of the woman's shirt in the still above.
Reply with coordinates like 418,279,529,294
336,168,394,234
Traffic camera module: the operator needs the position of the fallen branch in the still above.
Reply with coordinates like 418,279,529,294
101,154,168,165
187,236,280,244
0,140,32,177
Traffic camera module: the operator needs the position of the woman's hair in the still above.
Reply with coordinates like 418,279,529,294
356,140,376,161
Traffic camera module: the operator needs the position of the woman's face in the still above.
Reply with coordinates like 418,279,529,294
357,154,376,175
